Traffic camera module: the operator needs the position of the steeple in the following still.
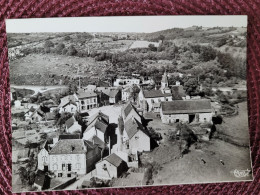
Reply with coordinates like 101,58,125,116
161,71,169,88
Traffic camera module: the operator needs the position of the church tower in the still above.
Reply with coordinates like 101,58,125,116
160,71,171,93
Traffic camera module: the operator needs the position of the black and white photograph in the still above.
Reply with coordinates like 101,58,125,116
7,16,253,193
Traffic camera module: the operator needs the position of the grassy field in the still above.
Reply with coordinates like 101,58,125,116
141,101,252,186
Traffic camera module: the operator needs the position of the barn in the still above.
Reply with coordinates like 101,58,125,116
160,99,213,124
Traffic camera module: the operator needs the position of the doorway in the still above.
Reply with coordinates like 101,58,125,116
189,114,195,123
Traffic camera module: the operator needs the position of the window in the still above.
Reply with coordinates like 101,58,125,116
68,164,72,171
81,100,85,105
94,98,96,103
67,174,71,177
62,164,66,171
176,119,179,123
58,173,62,177
102,164,107,170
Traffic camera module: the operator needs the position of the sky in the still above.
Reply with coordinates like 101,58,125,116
6,15,247,33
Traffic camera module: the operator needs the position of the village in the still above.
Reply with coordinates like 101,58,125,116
9,27,251,192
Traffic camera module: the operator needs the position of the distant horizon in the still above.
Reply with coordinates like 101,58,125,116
6,16,247,33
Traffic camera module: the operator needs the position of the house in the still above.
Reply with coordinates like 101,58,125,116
58,95,78,114
48,139,101,177
113,78,140,87
65,116,82,134
123,117,150,152
38,140,51,172
82,85,97,92
77,90,98,112
45,112,56,121
83,111,109,143
96,87,121,104
122,87,132,102
24,106,36,121
138,89,173,112
27,108,45,123
121,102,142,123
95,153,128,179
160,99,213,124
108,89,121,104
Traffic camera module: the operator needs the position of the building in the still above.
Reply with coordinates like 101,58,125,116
96,87,121,104
160,99,213,124
95,153,128,179
138,89,173,112
65,116,82,134
113,78,140,87
33,170,50,191
48,139,101,177
77,90,98,112
83,111,109,143
160,72,171,94
121,87,132,102
38,140,51,172
121,102,142,123
123,117,150,152
58,95,78,114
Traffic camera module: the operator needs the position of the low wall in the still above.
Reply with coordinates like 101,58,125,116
51,176,76,190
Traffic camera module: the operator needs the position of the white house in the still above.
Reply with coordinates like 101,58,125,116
83,111,109,143
95,153,128,179
65,116,82,134
38,141,51,172
113,78,140,87
160,99,213,124
48,139,101,177
123,117,150,152
122,87,132,102
58,94,79,114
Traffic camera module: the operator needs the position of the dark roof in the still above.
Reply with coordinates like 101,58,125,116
49,139,90,154
45,112,56,120
77,91,97,99
142,89,172,98
122,102,139,119
28,106,36,112
161,99,212,114
91,135,105,149
58,134,81,140
34,170,46,186
87,111,109,125
104,153,124,167
86,116,108,134
109,89,120,98
65,116,77,129
124,117,149,139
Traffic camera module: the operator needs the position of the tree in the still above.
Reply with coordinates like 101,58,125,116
158,35,165,43
130,85,140,102
18,167,28,186
56,112,73,129
183,78,199,96
55,43,65,54
67,45,77,56
148,44,157,52
44,40,54,48
118,115,124,135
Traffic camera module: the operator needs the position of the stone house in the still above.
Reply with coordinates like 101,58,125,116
59,94,79,114
160,99,213,124
77,90,98,112
123,117,150,152
65,116,82,134
95,153,128,179
121,102,142,123
48,139,101,177
83,111,109,143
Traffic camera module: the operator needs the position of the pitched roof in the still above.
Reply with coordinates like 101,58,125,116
122,102,139,119
58,134,81,140
91,135,105,149
49,139,89,154
45,112,56,120
86,115,108,134
161,99,212,114
104,153,124,167
109,89,120,98
142,89,172,98
77,91,97,99
87,111,109,125
124,117,149,139
59,95,78,108
65,116,77,129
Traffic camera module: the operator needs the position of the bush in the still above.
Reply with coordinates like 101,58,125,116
55,43,65,54
66,45,77,56
62,48,68,55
